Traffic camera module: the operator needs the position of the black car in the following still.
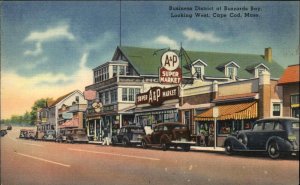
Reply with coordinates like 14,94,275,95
224,117,299,159
7,125,12,130
0,129,7,137
141,122,196,151
111,125,145,147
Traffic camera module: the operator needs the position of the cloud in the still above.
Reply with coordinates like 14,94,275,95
1,52,92,119
154,35,179,49
23,23,75,56
24,24,75,43
24,57,48,69
183,28,223,43
24,42,43,56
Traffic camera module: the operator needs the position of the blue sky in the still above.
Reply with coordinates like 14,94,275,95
1,1,299,118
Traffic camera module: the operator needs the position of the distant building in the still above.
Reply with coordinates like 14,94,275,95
278,64,300,118
36,90,87,135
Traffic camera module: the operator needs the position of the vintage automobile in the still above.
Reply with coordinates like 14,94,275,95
0,129,7,137
43,130,56,141
111,125,145,146
224,117,299,159
65,128,89,143
141,122,196,151
56,129,67,143
19,129,35,139
35,130,45,140
6,125,12,130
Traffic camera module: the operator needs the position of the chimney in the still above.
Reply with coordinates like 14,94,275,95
264,47,272,62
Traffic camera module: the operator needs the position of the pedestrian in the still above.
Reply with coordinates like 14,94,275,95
102,127,110,146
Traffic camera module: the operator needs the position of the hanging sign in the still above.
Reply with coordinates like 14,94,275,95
136,86,179,106
159,51,182,84
84,90,97,100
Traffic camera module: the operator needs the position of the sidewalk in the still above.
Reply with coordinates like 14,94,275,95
191,146,225,153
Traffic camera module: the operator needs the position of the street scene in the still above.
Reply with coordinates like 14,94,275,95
1,127,299,185
1,1,299,185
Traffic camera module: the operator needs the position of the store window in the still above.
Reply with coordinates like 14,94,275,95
184,111,190,126
272,103,281,116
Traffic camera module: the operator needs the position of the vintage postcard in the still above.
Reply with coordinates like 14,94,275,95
1,1,299,185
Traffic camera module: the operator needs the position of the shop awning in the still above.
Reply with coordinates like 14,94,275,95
195,101,258,121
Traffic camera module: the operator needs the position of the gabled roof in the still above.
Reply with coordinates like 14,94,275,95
278,64,300,85
117,46,284,79
48,91,77,107
245,62,270,71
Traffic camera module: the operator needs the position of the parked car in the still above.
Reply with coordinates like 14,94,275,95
111,125,145,146
141,122,196,151
65,128,89,143
56,129,67,143
43,130,56,141
19,129,35,139
35,130,45,140
0,129,7,137
6,125,12,130
224,117,299,159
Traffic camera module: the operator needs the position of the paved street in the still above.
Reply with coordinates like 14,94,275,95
1,128,299,185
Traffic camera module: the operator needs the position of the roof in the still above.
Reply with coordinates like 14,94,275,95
117,46,284,79
278,64,300,85
48,91,76,107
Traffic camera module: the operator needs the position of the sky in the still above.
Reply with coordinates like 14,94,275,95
1,1,299,119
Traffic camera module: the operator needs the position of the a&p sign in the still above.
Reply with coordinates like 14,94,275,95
159,51,182,84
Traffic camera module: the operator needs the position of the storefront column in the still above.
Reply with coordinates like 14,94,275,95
94,120,97,141
119,114,123,128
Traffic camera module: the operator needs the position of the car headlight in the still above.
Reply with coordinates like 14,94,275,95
288,135,296,141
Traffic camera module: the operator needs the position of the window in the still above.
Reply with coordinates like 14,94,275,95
122,88,128,101
129,88,135,101
274,122,283,130
194,67,202,79
273,104,281,116
111,89,117,103
113,66,117,77
253,122,263,131
291,94,299,105
264,122,274,131
105,91,109,104
135,88,140,96
227,67,236,79
119,66,125,75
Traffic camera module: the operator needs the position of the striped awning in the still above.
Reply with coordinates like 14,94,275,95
195,101,258,121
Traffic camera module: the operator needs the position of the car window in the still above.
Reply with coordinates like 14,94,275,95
264,122,275,131
158,126,164,131
153,127,159,132
253,122,263,131
274,122,284,130
163,126,168,131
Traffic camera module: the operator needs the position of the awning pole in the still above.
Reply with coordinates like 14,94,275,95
214,117,217,149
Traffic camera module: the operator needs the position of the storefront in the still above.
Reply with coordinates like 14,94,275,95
195,101,258,147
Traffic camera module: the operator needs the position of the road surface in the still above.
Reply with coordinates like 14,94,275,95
1,127,299,185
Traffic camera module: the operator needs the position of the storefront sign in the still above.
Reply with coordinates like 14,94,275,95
84,90,97,100
159,51,182,84
136,86,179,106
62,112,73,120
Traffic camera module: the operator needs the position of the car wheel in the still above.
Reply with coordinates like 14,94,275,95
183,145,190,152
268,142,280,159
141,140,147,149
224,141,234,155
161,142,169,151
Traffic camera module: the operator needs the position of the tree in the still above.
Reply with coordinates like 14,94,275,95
30,98,52,125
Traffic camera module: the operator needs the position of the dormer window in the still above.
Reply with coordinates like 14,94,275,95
224,61,240,80
191,59,207,79
255,64,269,78
245,63,270,78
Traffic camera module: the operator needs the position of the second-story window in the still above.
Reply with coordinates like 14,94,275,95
122,88,128,101
119,66,125,75
105,91,109,104
194,66,202,79
227,66,237,79
129,88,135,101
113,66,117,77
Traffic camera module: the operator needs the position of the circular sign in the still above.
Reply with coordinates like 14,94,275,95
161,51,180,71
